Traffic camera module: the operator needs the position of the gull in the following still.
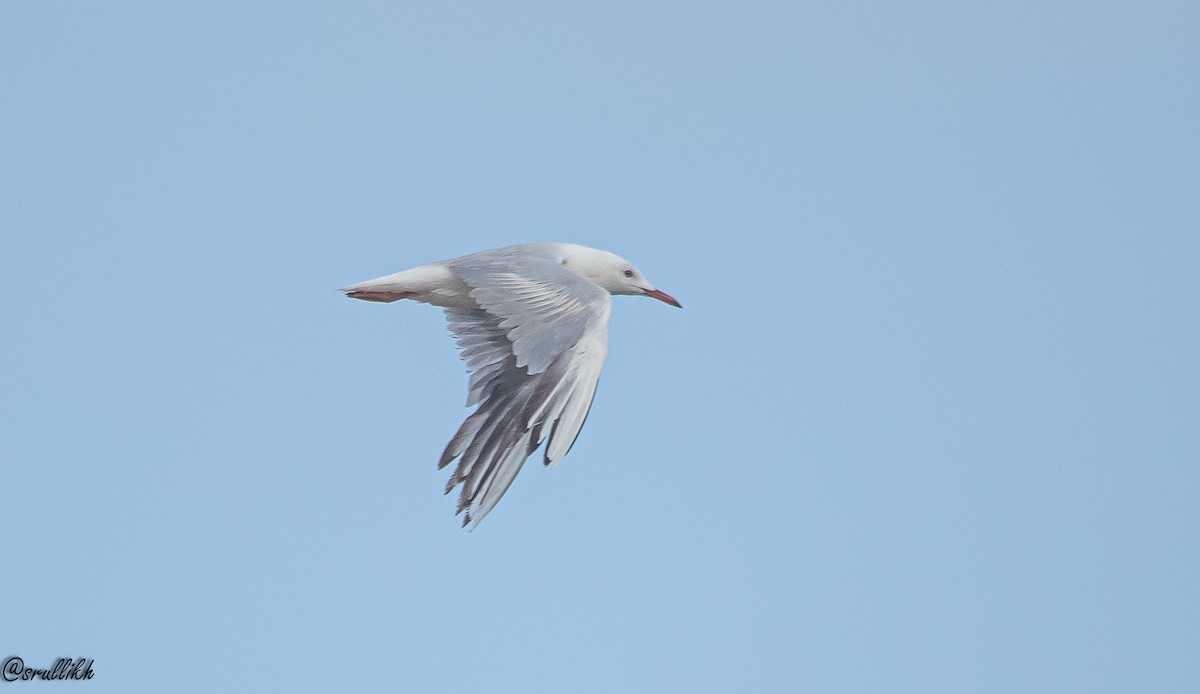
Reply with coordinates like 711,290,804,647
342,242,681,527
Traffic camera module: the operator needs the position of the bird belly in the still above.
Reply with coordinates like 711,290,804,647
399,264,476,308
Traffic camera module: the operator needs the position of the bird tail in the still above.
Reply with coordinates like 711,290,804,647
340,262,463,304
340,270,420,303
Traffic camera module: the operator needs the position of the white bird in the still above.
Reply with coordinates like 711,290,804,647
342,242,681,527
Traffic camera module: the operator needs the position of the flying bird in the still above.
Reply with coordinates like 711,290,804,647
342,242,681,527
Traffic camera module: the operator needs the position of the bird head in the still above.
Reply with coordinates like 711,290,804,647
560,245,682,308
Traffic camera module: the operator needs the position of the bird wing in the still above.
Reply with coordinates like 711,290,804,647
439,254,612,527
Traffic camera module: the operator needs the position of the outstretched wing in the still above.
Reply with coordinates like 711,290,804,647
439,255,611,527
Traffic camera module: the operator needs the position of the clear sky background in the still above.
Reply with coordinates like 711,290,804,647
2,2,1197,692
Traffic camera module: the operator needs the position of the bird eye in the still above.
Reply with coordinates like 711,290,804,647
623,269,634,278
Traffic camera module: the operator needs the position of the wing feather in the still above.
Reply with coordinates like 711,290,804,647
438,255,611,527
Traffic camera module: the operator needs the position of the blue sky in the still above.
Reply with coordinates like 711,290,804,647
2,2,1197,692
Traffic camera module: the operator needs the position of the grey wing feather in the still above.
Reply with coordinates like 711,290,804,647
449,252,605,374
438,256,611,527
